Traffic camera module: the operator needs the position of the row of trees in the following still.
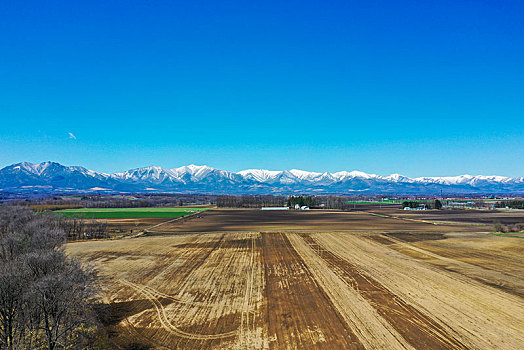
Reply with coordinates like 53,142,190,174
217,195,286,208
0,206,99,349
217,194,362,210
53,216,109,241
401,200,443,209
320,196,352,210
495,200,524,209
402,201,422,208
287,196,316,208
14,194,216,210
217,194,353,210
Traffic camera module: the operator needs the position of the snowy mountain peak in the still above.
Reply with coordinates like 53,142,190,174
1,162,522,194
111,166,174,182
332,170,378,180
385,174,412,182
172,164,211,173
289,169,322,179
16,161,55,175
237,169,283,181
170,164,216,180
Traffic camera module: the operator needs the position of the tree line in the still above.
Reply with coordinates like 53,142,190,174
402,200,442,209
13,194,216,210
217,195,287,208
495,200,524,209
0,206,99,349
286,196,316,208
217,194,354,210
52,215,110,241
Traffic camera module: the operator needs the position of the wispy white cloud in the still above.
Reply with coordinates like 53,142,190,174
68,132,77,140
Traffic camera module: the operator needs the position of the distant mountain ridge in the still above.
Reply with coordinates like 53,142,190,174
0,161,523,195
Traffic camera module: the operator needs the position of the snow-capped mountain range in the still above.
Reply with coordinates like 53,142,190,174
0,161,523,194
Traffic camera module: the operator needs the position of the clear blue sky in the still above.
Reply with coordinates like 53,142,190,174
1,0,523,177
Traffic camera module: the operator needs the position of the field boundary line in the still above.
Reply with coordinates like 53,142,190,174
143,211,204,233
367,211,488,227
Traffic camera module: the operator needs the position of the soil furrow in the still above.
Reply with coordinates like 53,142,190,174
262,232,363,349
315,231,524,349
298,233,467,349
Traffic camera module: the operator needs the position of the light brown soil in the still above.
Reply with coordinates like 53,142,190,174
66,209,524,349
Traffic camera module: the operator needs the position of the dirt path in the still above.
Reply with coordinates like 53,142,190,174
144,211,203,232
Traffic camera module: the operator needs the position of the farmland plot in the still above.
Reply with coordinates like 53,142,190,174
76,233,266,349
56,207,207,219
67,219,524,349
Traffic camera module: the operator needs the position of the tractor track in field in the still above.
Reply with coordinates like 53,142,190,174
119,233,262,346
120,279,210,307
121,317,172,350
121,279,238,340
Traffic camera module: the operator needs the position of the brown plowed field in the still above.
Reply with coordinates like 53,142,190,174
373,208,524,225
66,209,524,349
142,209,483,233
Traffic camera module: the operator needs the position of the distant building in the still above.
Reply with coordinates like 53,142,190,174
404,206,426,211
261,207,290,210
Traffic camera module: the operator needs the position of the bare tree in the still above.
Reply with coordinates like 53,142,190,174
0,205,99,349
0,259,29,349
26,252,98,350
